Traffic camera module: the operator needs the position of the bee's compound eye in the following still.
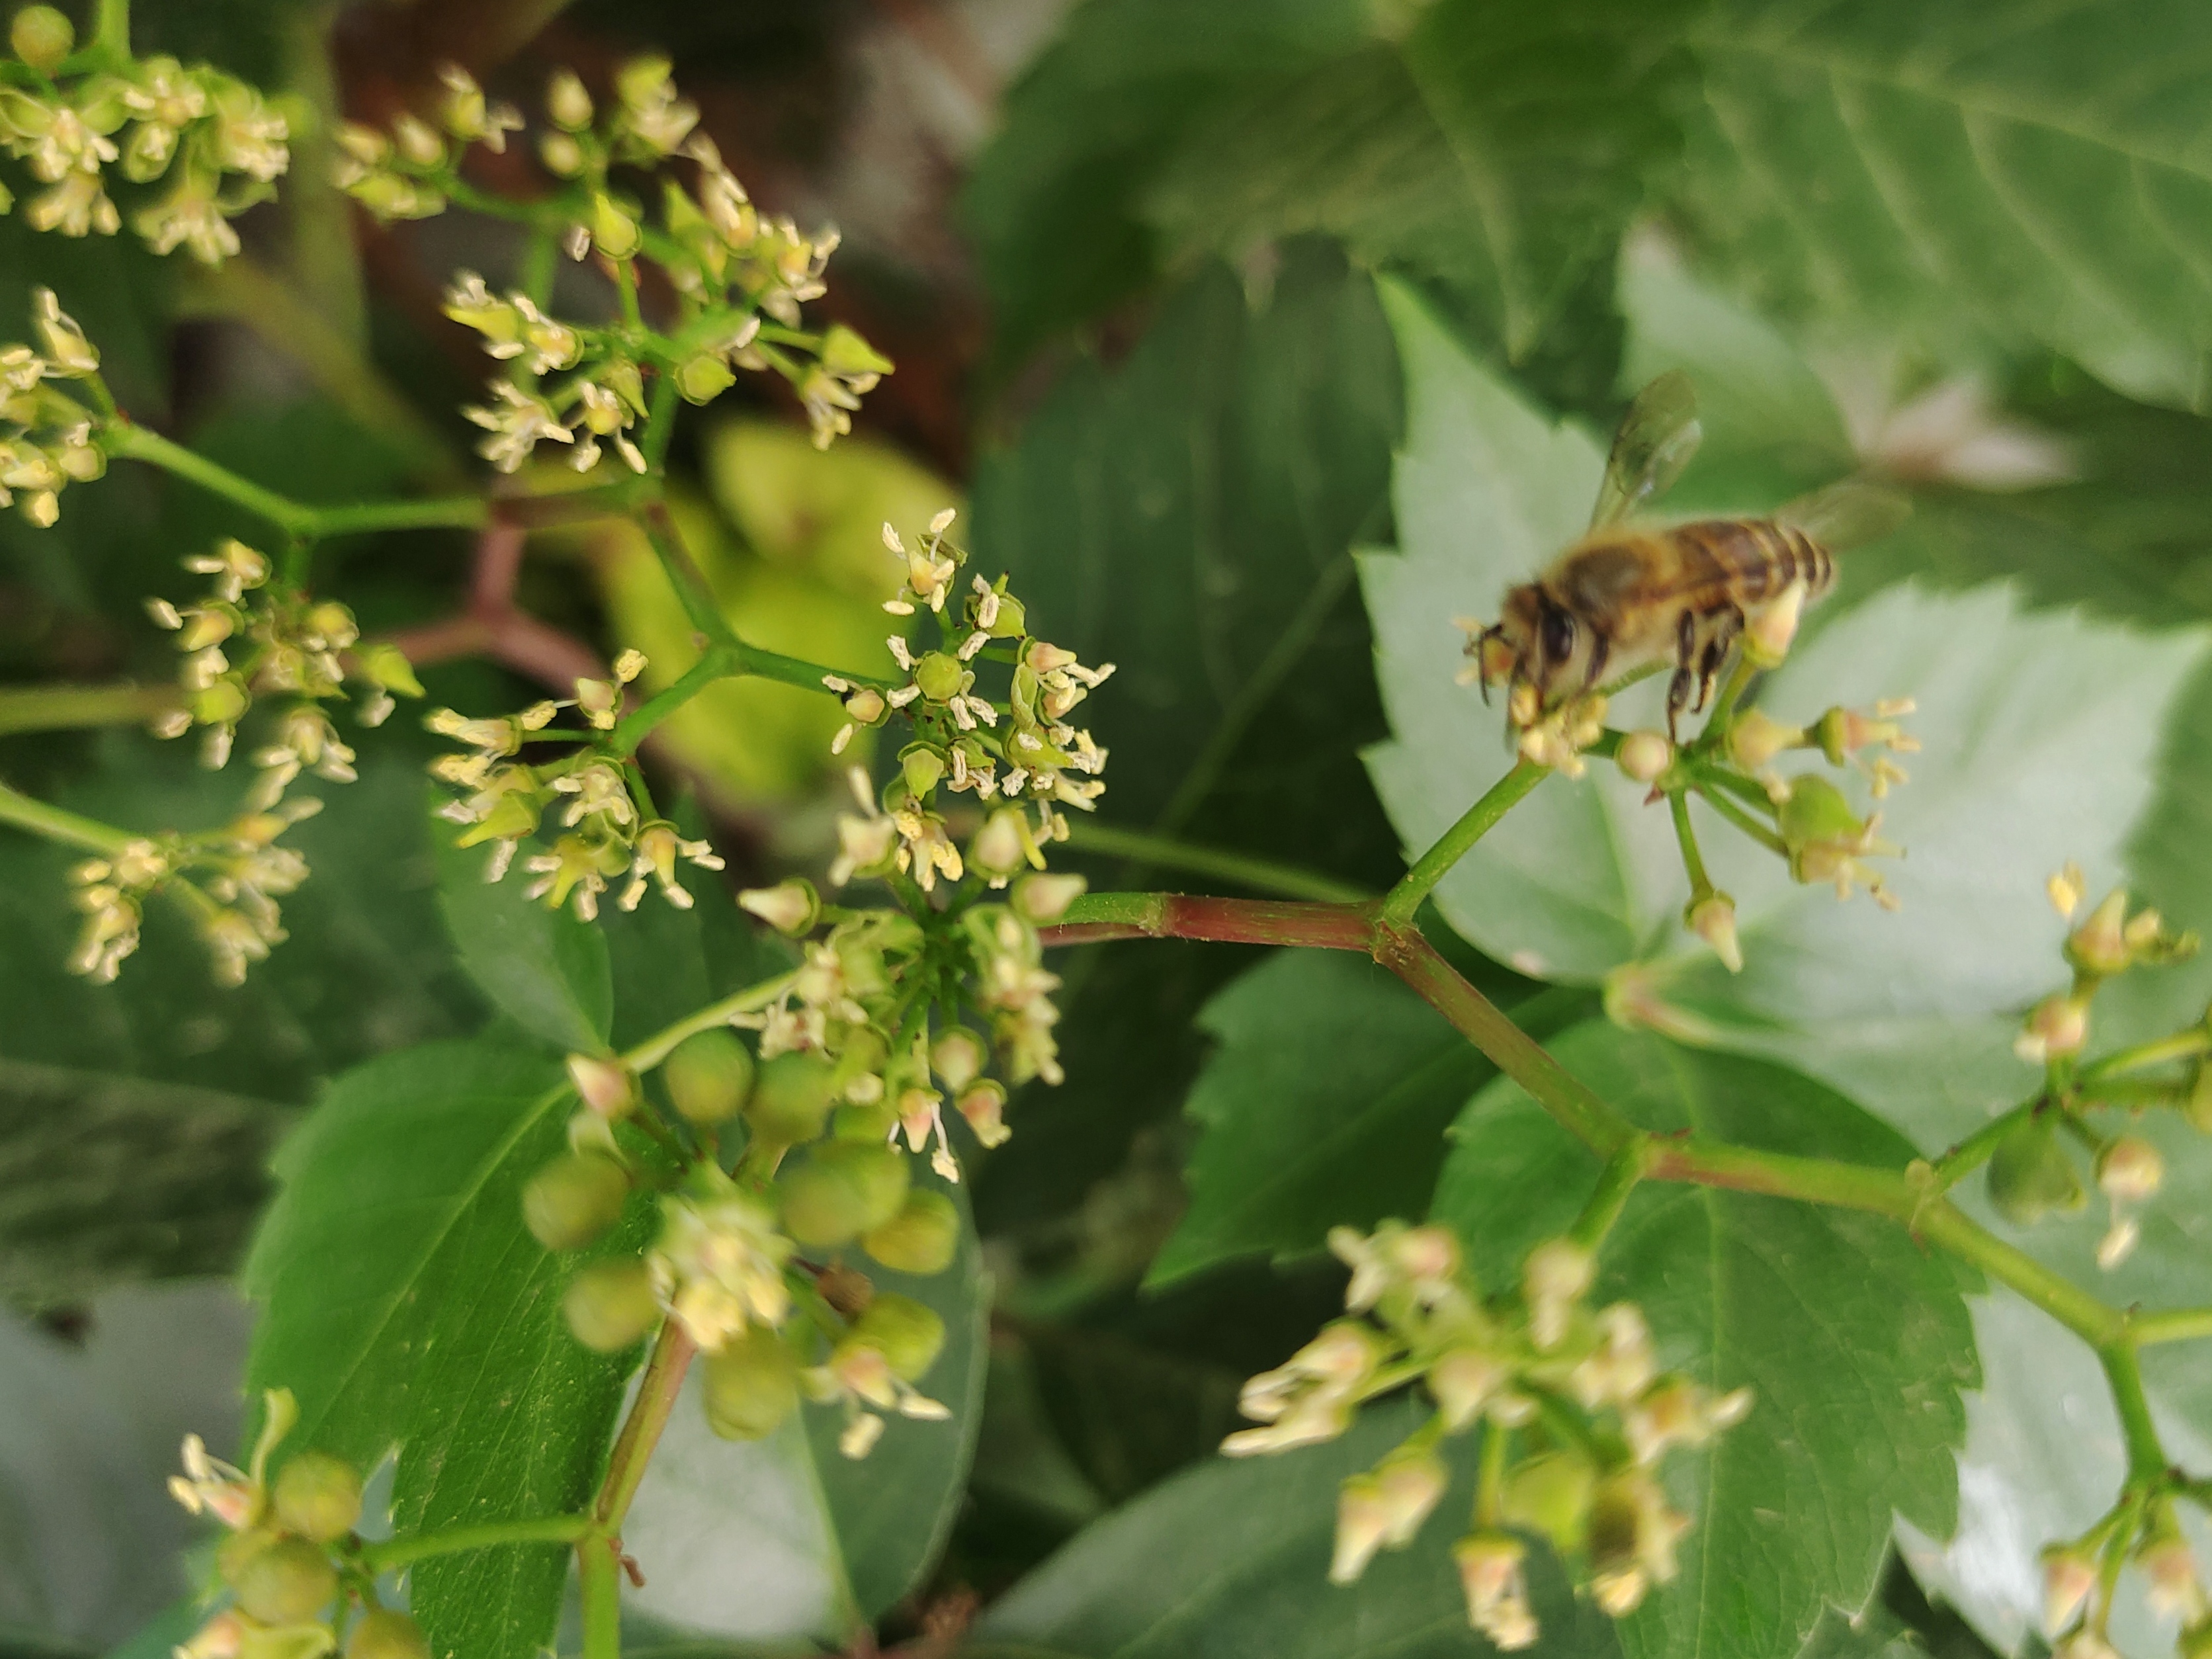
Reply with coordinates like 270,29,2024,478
1540,608,1576,667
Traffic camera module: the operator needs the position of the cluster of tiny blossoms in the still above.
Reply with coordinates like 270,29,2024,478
1224,1222,1751,1648
2041,1492,2212,1659
822,509,1113,894
428,652,726,921
1980,868,2200,1271
0,7,287,260
167,1388,430,1659
336,56,888,462
0,288,104,525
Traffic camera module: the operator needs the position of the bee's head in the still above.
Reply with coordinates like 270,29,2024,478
1480,583,1584,723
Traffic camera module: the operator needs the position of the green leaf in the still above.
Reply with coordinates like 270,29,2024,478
977,1400,1619,1658
1140,0,1693,363
433,814,613,1054
1363,276,2208,1045
1668,0,2212,411
243,1043,641,1659
0,1058,288,1308
622,1169,988,1642
1430,1022,1978,1659
1148,951,1502,1287
960,0,1372,370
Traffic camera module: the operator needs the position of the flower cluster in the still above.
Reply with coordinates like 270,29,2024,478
1223,1222,1752,1648
426,652,728,920
67,798,321,986
822,509,1113,892
169,1388,430,1659
146,538,423,782
0,288,105,525
339,57,888,460
0,12,286,261
1981,871,2201,1269
2042,1495,2211,1659
521,1017,967,1459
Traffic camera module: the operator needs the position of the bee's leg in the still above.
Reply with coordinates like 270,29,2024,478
1666,610,1697,739
1694,606,1746,711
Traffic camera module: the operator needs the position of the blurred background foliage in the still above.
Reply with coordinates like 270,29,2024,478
5,0,2212,1654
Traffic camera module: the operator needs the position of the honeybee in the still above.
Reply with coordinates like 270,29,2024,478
1468,371,1905,737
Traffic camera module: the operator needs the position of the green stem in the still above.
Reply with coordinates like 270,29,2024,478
1695,784,1789,856
1696,656,1758,743
93,0,129,57
0,778,132,854
2133,1307,2212,1347
360,1513,592,1573
2100,1342,2168,1482
622,969,800,1072
1569,1138,1651,1252
108,424,319,538
1929,1100,2038,1190
1474,1420,1509,1529
579,1535,621,1659
304,496,489,538
2082,1029,2212,1082
1380,759,1547,924
1060,820,1374,904
614,257,645,332
607,648,738,755
0,681,176,736
1668,790,1714,897
635,499,741,652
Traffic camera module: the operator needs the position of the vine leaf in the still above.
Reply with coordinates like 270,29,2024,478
1429,1021,1978,1659
622,1168,988,1642
432,812,613,1054
1669,0,2212,411
976,1400,1619,1659
1363,273,2208,1053
0,1058,289,1310
1146,951,1498,1287
241,1043,642,1659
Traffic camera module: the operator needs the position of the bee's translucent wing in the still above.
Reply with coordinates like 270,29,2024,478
1588,370,1703,530
1777,478,1912,550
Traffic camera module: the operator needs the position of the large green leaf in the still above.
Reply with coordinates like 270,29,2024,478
242,1043,638,1659
0,1058,288,1309
433,814,613,1055
1141,0,1692,364
976,1400,1618,1659
1668,0,2212,411
1363,276,2207,1035
960,0,1373,370
1430,1023,1978,1659
1147,951,1501,1287
623,1171,988,1643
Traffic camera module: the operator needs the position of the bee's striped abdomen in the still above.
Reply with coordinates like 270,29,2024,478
1670,519,1834,607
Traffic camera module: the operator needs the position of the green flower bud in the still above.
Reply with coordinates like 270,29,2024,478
566,1053,638,1119
832,1096,899,1144
913,652,966,704
9,6,73,72
818,324,892,379
1986,1115,2086,1228
353,642,423,697
1499,1449,1596,1554
843,1293,944,1382
216,1526,276,1588
232,1537,337,1625
563,1260,660,1351
522,1152,630,1251
590,192,641,259
747,1051,836,1146
664,1029,753,1126
931,1029,985,1092
272,1451,362,1544
704,1325,800,1440
1616,729,1674,784
547,70,593,130
1777,774,1863,851
781,1141,910,1247
346,1610,430,1659
985,589,1025,640
861,1189,960,1275
902,744,945,797
539,130,583,177
193,678,251,726
675,353,736,404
